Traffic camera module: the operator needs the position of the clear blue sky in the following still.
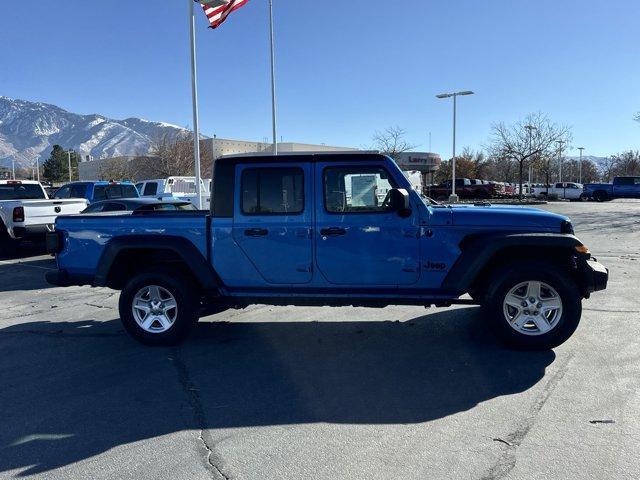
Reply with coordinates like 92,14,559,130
1,0,639,157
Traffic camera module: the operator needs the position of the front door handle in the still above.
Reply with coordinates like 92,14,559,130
244,228,268,237
320,227,347,237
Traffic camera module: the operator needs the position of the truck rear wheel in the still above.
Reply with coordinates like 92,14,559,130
0,222,19,257
593,190,609,202
482,261,582,350
119,268,199,346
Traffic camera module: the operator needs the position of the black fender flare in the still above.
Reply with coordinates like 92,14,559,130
441,233,582,295
94,235,222,290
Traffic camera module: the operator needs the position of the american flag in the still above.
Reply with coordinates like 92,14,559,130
198,0,250,29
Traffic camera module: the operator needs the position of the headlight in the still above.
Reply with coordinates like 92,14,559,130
561,220,574,234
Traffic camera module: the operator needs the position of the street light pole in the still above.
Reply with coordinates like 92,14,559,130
268,0,278,155
524,125,537,197
556,140,565,183
188,0,203,209
436,90,474,203
67,151,72,182
577,147,585,184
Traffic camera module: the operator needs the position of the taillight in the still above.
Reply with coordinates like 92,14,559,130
13,206,24,223
46,230,65,254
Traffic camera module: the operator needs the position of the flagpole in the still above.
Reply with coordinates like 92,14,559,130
268,0,278,155
189,0,203,209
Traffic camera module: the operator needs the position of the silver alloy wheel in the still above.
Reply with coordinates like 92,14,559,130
132,285,178,334
502,280,563,336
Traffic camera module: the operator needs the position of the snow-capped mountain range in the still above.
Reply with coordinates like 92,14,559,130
0,96,188,168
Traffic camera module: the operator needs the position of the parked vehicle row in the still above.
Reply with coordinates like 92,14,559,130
135,177,212,208
424,178,524,200
0,180,87,251
582,176,640,202
46,152,608,351
530,182,584,200
53,181,140,203
425,177,640,202
81,198,196,214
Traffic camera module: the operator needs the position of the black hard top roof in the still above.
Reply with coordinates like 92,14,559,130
215,151,387,165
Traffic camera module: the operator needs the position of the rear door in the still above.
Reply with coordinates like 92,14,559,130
231,162,312,284
613,177,640,197
314,161,420,286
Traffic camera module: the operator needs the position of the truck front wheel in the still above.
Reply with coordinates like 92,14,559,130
119,268,199,346
482,262,582,350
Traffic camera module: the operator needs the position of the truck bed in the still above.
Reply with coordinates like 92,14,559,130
55,210,210,277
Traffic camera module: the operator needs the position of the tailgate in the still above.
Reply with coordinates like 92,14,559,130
22,199,88,225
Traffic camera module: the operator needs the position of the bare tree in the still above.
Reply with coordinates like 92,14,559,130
608,151,640,177
136,131,214,180
599,156,618,182
488,154,518,183
488,113,572,199
372,127,416,160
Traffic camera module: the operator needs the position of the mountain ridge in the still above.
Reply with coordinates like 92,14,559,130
0,96,188,169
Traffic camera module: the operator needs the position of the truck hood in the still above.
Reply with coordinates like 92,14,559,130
430,204,568,231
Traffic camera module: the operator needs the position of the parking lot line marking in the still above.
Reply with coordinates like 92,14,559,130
0,260,55,270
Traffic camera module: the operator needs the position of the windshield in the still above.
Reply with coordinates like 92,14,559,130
0,183,46,200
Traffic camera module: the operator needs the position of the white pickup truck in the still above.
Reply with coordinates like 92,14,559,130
530,182,584,200
0,180,88,250
135,177,211,208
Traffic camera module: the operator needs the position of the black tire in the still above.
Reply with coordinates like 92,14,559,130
481,261,582,350
0,222,19,257
118,267,200,346
593,190,609,202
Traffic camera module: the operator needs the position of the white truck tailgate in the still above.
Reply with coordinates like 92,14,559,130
23,199,88,226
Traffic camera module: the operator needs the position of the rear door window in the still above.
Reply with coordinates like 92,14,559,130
94,184,139,200
101,202,127,212
241,168,304,215
83,203,104,213
143,182,158,196
616,177,634,186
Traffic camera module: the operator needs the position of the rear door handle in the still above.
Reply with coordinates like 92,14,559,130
244,228,268,237
320,227,347,237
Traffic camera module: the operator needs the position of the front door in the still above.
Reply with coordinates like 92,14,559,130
314,162,420,286
232,162,313,284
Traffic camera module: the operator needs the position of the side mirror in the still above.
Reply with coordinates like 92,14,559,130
388,188,412,217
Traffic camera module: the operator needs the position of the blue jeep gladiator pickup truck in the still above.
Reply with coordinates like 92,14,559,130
583,176,640,201
46,152,608,349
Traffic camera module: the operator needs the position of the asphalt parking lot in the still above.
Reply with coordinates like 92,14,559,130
1,201,639,480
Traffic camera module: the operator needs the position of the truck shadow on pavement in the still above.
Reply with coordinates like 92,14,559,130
0,241,47,261
0,308,555,476
0,257,56,292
